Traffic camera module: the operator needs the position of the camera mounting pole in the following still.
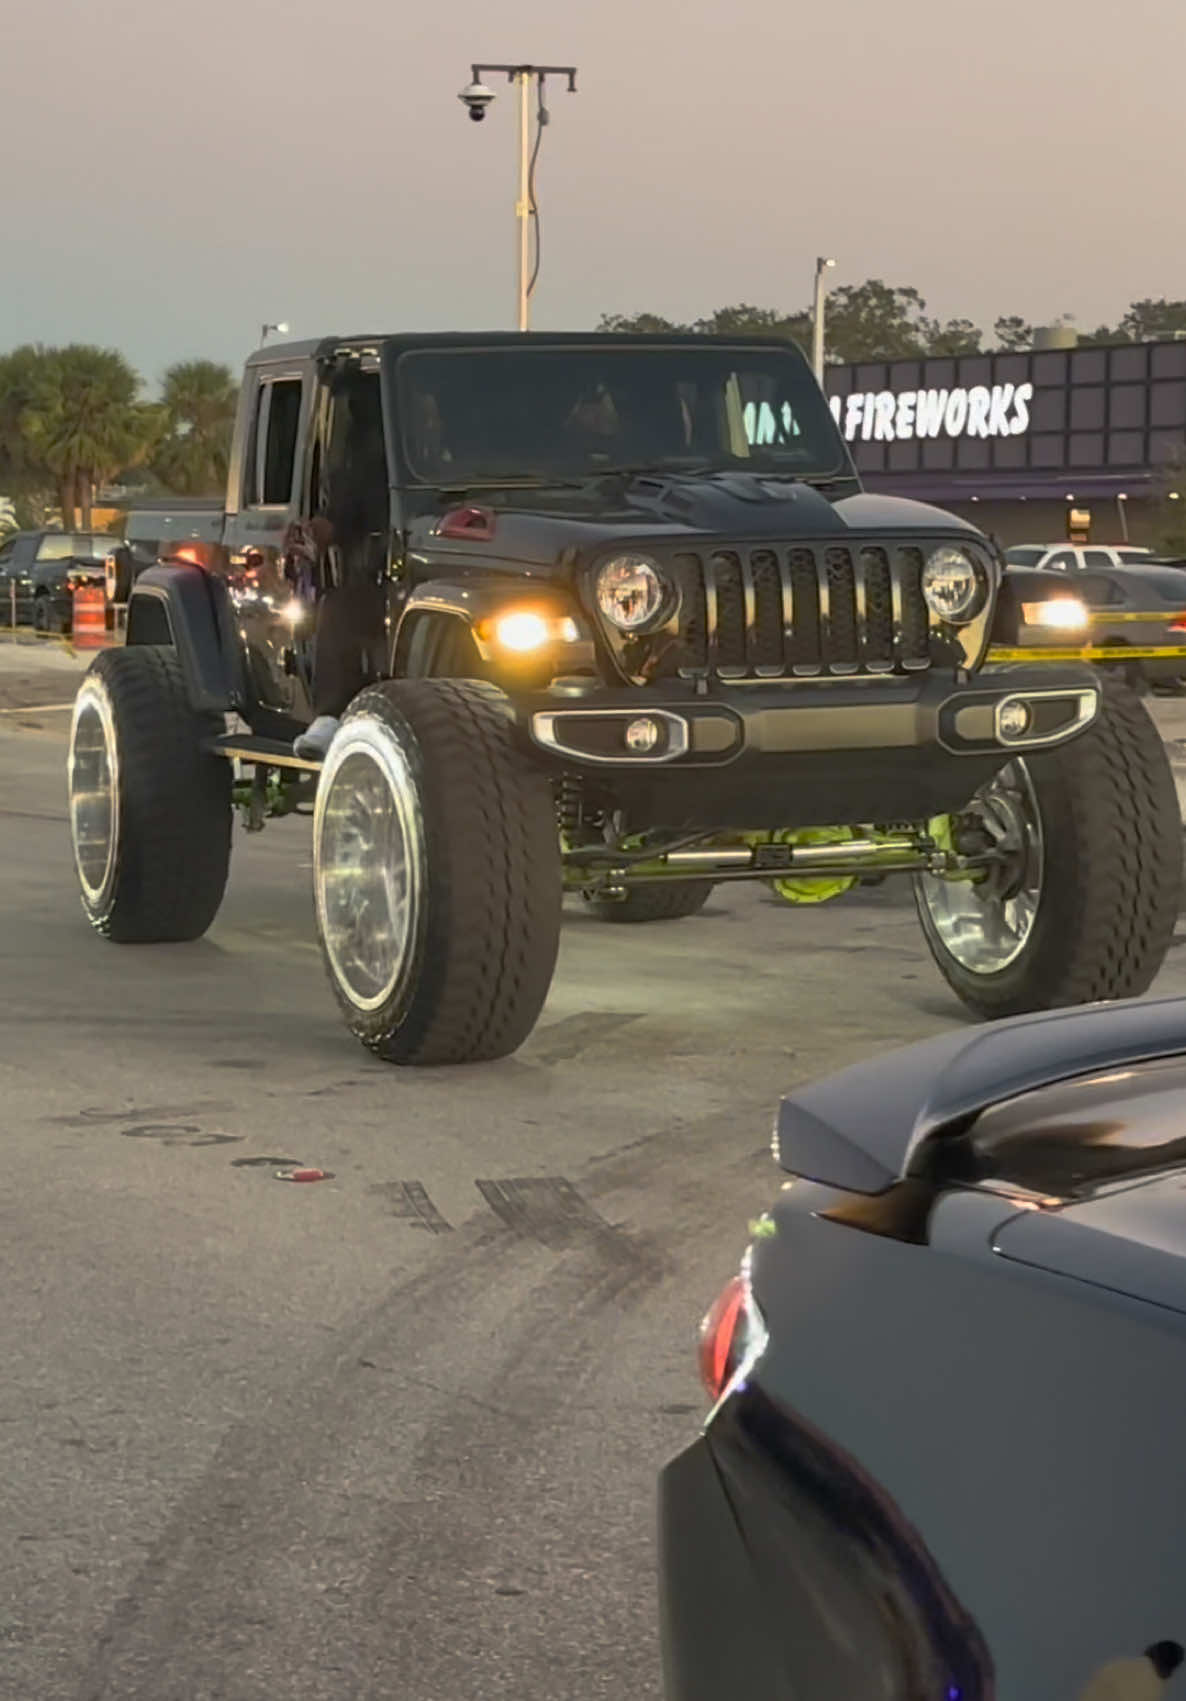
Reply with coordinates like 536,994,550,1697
466,62,579,332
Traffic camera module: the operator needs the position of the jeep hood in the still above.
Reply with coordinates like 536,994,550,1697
406,475,983,573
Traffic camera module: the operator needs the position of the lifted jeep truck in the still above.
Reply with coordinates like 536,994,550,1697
66,333,1182,1065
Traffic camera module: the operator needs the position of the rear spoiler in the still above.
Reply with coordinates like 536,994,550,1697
775,997,1186,1195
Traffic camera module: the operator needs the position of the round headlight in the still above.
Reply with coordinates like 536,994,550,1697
596,555,670,633
921,546,982,623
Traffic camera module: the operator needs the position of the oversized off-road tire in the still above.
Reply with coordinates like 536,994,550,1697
67,646,232,941
583,881,713,923
312,678,562,1066
915,680,1181,1018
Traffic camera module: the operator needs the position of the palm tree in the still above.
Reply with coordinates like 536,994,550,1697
21,346,155,529
153,360,238,496
0,345,57,519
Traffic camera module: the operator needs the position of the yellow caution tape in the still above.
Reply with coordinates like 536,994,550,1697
1086,609,1186,624
989,644,1186,663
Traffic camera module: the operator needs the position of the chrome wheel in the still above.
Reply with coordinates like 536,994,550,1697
916,762,1044,975
313,718,425,1015
68,676,120,910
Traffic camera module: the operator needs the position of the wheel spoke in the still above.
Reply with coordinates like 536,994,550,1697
315,740,423,1013
916,761,1044,975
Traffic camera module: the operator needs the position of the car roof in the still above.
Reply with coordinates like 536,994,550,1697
244,330,809,369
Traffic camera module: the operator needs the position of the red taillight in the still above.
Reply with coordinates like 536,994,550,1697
1169,619,1186,634
698,1276,748,1402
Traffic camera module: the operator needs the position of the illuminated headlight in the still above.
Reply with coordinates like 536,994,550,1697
1021,597,1089,632
921,546,983,623
596,554,671,633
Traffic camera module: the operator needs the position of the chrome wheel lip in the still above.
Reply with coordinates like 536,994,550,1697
916,761,1044,976
312,714,425,1017
68,673,120,911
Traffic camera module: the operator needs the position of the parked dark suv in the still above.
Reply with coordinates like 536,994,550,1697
0,530,112,633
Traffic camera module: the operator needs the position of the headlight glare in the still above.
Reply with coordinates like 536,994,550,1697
1021,598,1089,632
596,554,670,633
922,546,983,623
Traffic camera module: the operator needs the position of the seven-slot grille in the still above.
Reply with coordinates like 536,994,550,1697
667,542,934,679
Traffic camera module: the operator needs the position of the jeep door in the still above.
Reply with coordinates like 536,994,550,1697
222,358,317,723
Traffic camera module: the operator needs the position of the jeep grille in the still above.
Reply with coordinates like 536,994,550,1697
668,542,936,680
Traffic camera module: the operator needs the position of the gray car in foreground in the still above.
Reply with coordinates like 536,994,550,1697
660,996,1186,1701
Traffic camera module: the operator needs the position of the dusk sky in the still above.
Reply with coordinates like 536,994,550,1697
5,0,1184,385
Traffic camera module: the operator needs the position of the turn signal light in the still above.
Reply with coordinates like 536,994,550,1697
475,611,580,652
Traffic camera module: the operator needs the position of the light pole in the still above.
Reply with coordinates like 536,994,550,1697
260,321,290,345
459,63,578,331
811,258,836,383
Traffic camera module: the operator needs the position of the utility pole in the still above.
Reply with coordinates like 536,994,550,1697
460,63,579,332
811,258,836,383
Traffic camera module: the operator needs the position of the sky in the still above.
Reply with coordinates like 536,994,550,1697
4,0,1184,386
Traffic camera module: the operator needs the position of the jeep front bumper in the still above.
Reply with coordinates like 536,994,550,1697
516,664,1101,832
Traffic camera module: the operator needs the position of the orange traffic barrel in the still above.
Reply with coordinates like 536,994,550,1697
72,584,108,650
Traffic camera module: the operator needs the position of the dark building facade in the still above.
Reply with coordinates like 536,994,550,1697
823,339,1186,549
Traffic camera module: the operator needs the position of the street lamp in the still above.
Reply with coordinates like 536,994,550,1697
459,62,579,331
260,321,290,345
811,258,836,383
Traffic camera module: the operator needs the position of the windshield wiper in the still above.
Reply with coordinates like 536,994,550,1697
435,475,593,495
595,459,720,479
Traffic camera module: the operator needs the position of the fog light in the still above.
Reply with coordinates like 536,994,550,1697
998,699,1032,740
625,716,662,753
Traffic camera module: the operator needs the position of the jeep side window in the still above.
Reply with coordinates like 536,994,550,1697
1044,550,1077,571
245,377,303,508
1082,550,1114,568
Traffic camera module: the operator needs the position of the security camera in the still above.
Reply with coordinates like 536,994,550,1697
459,80,495,122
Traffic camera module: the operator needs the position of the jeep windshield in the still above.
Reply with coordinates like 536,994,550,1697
393,344,848,487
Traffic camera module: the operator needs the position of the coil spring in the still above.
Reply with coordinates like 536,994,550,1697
556,775,583,839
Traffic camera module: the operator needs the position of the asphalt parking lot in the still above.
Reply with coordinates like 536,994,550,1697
5,645,1186,1700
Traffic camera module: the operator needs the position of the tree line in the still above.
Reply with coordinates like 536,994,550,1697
2,284,1185,535
0,346,237,533
599,281,1186,363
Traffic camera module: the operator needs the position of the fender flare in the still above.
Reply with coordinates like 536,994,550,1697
392,577,585,675
126,564,245,714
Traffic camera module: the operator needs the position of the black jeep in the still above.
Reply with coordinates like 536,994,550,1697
65,333,1182,1064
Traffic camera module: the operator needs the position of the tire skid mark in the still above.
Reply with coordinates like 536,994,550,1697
368,1180,453,1234
524,1010,644,1064
43,1101,232,1127
475,1174,642,1262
